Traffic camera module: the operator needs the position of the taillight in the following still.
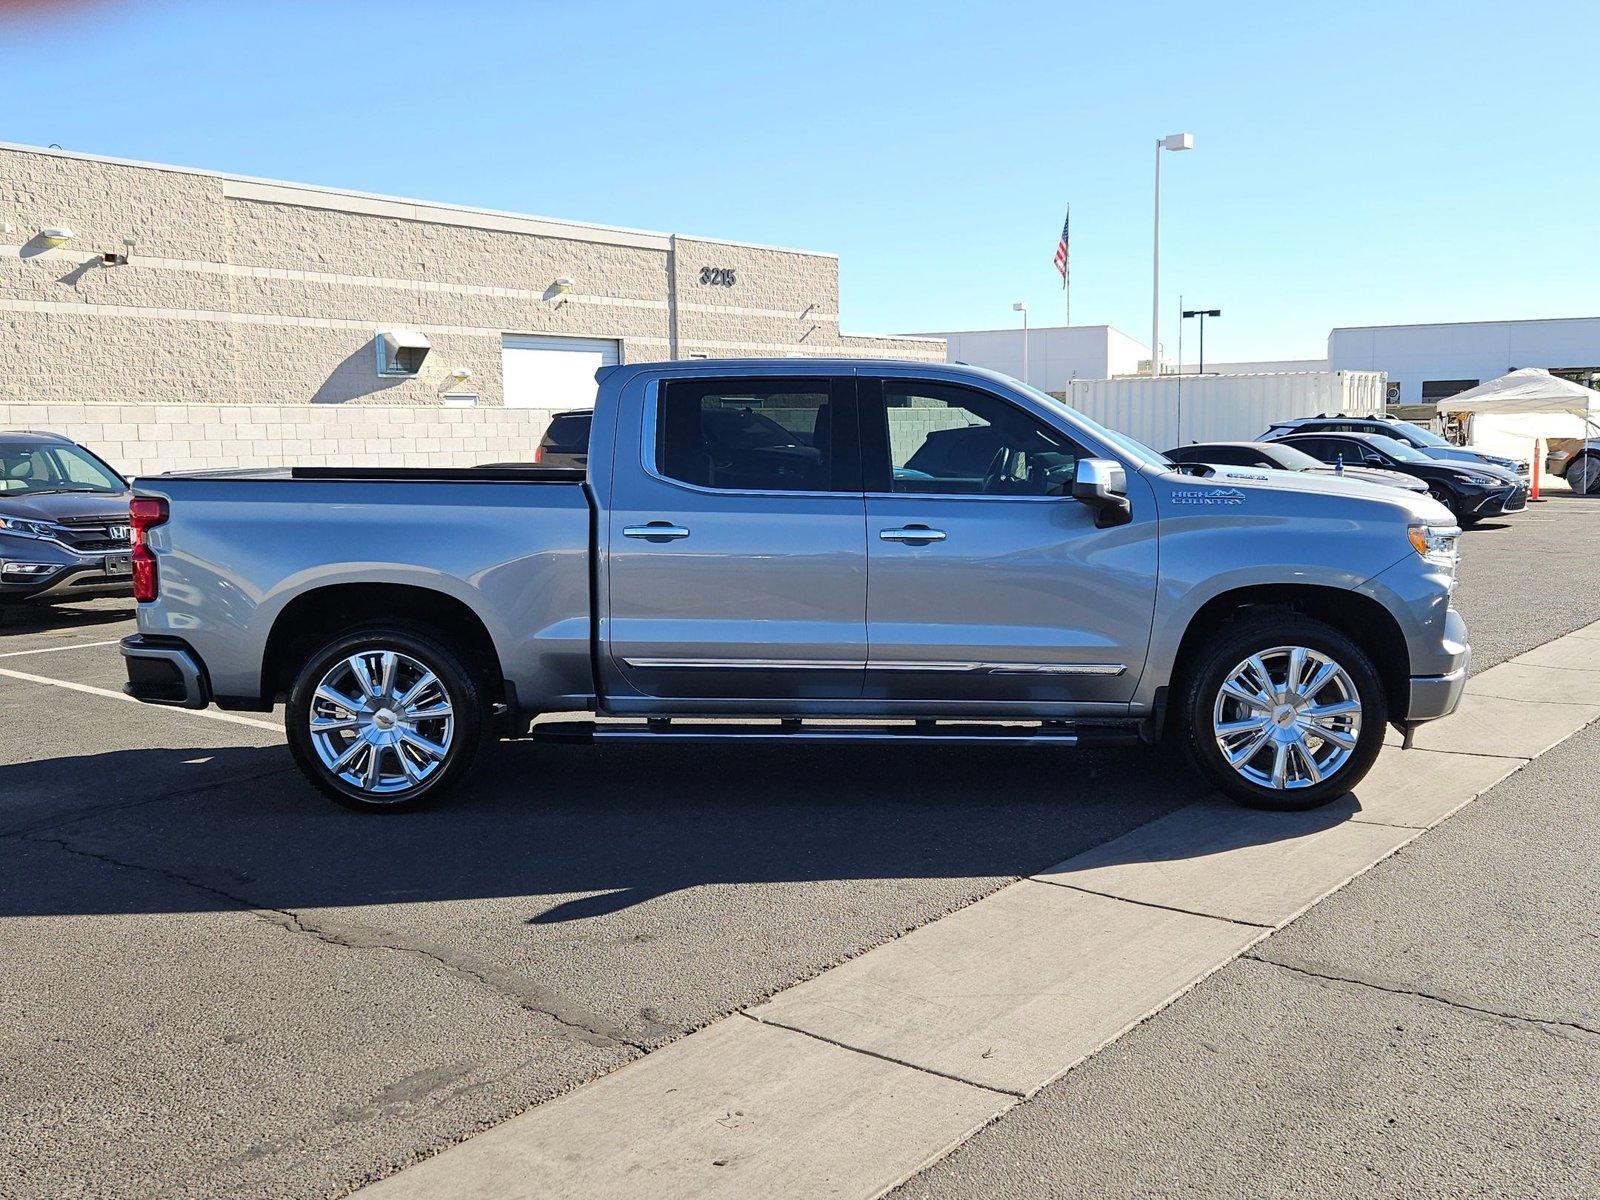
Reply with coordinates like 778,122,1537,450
533,444,544,463
129,496,168,603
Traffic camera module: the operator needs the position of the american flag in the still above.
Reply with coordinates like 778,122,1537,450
1053,209,1070,284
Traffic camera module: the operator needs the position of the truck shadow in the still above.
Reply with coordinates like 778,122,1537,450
0,737,1367,923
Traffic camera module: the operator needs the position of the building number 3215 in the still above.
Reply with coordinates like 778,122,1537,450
699,266,736,287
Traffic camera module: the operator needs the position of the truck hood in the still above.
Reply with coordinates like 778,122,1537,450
0,491,132,524
1160,465,1454,524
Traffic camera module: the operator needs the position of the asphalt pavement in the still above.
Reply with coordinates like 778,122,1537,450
0,492,1596,1199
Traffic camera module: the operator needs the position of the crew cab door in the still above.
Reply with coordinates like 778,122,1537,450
603,374,866,702
858,374,1157,706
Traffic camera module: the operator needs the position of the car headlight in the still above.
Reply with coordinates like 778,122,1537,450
1409,522,1461,569
0,516,64,541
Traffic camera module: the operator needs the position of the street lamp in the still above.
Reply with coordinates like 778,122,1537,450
1182,307,1222,375
1151,132,1194,377
1012,301,1029,385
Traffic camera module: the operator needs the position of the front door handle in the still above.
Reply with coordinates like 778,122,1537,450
879,525,947,543
623,522,691,541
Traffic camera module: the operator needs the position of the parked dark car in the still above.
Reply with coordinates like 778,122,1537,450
533,409,594,470
1164,441,1429,494
1276,431,1525,525
0,431,133,603
1261,414,1528,482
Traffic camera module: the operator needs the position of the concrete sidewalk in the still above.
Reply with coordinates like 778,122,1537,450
894,723,1600,1200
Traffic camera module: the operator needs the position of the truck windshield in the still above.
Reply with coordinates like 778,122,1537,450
1022,384,1175,470
0,441,125,494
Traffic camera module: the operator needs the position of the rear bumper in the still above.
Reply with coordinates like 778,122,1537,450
120,634,210,709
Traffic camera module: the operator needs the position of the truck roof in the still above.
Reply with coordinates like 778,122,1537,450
597,357,1000,387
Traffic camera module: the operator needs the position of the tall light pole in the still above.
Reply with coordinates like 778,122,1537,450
1151,132,1194,377
1182,307,1222,375
1013,301,1030,385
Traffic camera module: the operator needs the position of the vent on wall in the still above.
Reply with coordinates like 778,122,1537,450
376,328,431,376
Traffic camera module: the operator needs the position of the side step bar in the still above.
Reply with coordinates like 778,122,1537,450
526,718,1141,748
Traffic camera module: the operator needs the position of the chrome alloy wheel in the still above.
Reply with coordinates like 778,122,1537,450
308,650,455,797
1211,646,1362,790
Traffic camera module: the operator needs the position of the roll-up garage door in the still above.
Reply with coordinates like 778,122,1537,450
501,335,621,409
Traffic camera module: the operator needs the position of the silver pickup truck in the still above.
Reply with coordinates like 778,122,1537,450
121,360,1469,813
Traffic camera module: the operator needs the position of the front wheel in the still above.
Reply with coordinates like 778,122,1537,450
286,625,486,812
1181,614,1386,811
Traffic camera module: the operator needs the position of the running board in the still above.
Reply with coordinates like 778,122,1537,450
526,718,1141,748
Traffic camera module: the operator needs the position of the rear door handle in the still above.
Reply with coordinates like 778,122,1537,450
623,522,691,541
879,525,946,543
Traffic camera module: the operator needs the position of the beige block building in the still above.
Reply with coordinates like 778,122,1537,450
0,142,943,475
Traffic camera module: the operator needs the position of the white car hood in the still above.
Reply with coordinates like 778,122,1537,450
1173,464,1454,523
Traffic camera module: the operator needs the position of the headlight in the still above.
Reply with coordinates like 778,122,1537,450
1409,522,1461,569
0,516,64,541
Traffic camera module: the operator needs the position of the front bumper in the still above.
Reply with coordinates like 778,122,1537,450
1405,606,1470,723
1467,483,1527,517
120,634,211,709
1408,664,1468,722
0,538,132,602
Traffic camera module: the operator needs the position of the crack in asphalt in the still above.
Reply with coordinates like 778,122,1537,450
0,764,300,840
1244,954,1600,1041
24,831,649,1053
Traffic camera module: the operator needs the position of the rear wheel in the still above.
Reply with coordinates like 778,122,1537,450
286,625,485,812
1181,614,1386,811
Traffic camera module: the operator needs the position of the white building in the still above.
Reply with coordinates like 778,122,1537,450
1329,317,1600,406
915,325,1148,393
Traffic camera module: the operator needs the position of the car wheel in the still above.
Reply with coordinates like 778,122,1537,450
1566,455,1600,496
1426,484,1464,522
1181,613,1386,812
286,625,485,813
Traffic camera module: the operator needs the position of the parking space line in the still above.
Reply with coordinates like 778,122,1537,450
0,666,281,733
347,627,1600,1200
0,639,125,659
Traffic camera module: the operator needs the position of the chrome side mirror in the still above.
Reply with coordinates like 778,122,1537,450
1072,457,1132,527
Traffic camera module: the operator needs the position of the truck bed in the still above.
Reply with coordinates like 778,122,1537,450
149,465,586,484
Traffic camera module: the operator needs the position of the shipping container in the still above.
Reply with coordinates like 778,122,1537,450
1059,371,1387,452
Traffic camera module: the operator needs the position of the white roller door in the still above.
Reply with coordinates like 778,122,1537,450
501,335,620,409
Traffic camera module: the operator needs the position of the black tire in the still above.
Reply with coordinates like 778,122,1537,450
285,624,486,813
1179,613,1387,812
1566,455,1600,496
1426,484,1465,523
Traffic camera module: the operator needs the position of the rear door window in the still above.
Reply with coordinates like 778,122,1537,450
654,378,857,493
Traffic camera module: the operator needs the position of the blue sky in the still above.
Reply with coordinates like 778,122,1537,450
2,0,1595,361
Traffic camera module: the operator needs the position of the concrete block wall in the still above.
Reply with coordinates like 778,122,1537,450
0,143,944,424
0,401,559,478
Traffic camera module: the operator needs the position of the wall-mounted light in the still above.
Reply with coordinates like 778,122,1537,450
40,226,74,248
544,277,575,306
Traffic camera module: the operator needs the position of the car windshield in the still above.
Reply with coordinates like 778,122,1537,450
1259,445,1323,471
0,441,125,494
1393,421,1450,448
1022,383,1175,470
1362,435,1429,463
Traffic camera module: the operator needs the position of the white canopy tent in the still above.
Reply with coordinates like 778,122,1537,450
1435,369,1600,491
1434,368,1600,421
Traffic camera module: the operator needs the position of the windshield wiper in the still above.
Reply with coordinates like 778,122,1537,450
19,486,117,495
